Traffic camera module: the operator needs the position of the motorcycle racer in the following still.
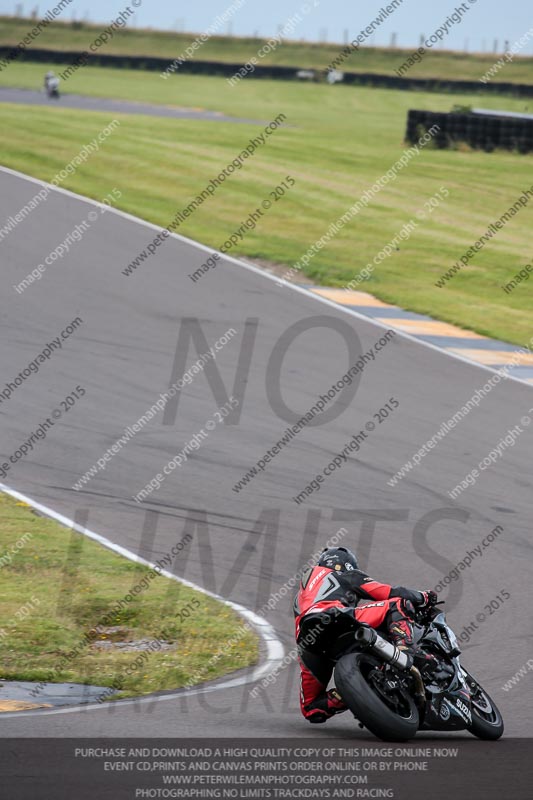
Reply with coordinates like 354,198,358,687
44,71,60,99
293,546,437,723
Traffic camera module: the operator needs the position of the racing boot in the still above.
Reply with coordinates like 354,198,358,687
303,689,348,724
388,612,437,673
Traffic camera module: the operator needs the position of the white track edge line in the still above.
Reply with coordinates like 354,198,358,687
1,165,532,390
0,481,285,718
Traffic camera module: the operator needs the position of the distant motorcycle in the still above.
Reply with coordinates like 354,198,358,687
44,72,60,100
333,599,504,741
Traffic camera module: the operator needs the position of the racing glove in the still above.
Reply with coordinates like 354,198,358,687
416,590,438,608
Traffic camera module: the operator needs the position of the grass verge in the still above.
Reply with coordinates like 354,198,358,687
1,15,533,84
0,493,258,699
0,64,531,345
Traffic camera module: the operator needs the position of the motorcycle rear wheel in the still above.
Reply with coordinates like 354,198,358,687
335,652,419,741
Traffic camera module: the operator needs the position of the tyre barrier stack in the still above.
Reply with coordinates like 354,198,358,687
406,108,533,153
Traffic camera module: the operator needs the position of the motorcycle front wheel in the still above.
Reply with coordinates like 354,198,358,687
335,652,419,741
464,671,504,740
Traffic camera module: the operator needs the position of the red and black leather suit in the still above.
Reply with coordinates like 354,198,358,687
293,564,424,723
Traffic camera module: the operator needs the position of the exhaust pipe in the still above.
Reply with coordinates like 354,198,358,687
355,626,411,671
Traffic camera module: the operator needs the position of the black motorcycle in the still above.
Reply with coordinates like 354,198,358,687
333,601,504,741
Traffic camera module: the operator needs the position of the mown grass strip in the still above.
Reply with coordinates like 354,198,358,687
0,493,257,699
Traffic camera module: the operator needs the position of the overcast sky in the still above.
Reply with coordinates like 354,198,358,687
2,0,533,54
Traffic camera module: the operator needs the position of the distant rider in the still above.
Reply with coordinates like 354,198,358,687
44,71,60,98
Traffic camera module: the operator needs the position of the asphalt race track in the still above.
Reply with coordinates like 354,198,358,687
0,167,532,739
0,87,263,123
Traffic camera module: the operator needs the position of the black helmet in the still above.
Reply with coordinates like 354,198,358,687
318,546,358,573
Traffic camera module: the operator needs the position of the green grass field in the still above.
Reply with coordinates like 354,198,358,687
0,61,531,345
0,493,257,699
1,15,533,83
